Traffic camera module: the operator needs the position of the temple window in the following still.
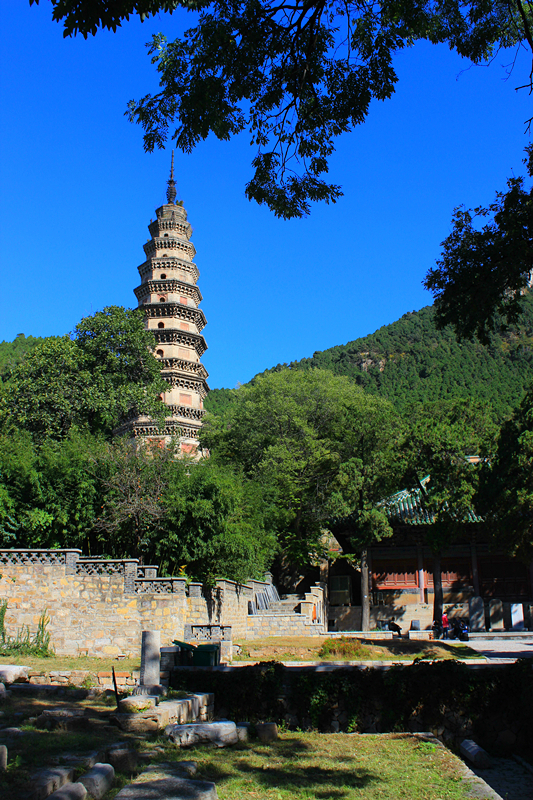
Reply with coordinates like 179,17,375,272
160,273,167,279
156,349,164,356
158,322,164,329
159,297,165,302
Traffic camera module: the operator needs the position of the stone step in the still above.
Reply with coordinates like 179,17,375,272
114,762,217,800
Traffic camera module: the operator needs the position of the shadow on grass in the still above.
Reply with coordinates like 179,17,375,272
195,740,376,797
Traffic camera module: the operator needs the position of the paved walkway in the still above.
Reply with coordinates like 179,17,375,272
472,757,533,800
465,638,533,662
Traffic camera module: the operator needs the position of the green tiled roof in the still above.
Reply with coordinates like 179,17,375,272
381,476,483,525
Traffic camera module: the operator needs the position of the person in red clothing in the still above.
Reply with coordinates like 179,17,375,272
442,611,450,640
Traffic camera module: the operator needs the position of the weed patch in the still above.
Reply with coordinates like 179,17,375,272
0,600,54,657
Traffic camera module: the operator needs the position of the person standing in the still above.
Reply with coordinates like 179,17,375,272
442,611,449,640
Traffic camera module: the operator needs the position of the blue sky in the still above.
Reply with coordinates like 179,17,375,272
0,3,531,389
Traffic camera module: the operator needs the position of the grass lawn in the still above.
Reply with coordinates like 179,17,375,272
0,654,141,673
138,732,489,800
0,688,132,797
233,636,481,663
0,688,491,800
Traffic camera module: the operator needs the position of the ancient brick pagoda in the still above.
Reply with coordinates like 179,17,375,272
120,154,209,453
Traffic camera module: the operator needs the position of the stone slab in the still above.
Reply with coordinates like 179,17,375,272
510,604,524,631
166,721,238,748
469,597,486,632
0,727,24,739
118,696,156,713
489,600,504,631
60,752,101,770
47,785,87,800
460,739,492,768
106,744,138,774
35,708,91,732
110,712,163,733
174,761,197,777
114,762,217,800
78,763,115,799
0,744,7,771
256,722,278,742
0,665,29,684
30,766,75,800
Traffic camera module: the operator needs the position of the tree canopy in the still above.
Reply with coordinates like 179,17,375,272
478,386,533,563
202,368,407,562
425,147,533,343
0,306,167,441
35,0,532,218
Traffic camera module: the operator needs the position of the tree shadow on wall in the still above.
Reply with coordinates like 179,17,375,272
203,585,223,621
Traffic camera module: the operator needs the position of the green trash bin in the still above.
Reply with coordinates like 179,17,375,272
172,640,196,666
192,643,220,667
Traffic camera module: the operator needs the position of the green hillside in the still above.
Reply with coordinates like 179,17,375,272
207,294,533,420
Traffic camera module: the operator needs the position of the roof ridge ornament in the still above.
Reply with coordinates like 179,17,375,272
166,150,177,205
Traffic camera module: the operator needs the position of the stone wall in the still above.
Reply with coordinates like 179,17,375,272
0,549,325,656
246,613,323,638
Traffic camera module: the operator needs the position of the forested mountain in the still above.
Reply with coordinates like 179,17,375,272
206,294,533,420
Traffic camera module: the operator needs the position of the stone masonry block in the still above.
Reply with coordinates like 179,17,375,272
460,739,492,768
47,785,87,800
78,763,115,799
31,767,75,800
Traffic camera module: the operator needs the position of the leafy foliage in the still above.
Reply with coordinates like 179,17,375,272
34,0,531,218
479,385,533,562
0,307,167,441
202,369,406,561
91,439,275,582
425,147,533,343
0,333,45,382
404,397,498,540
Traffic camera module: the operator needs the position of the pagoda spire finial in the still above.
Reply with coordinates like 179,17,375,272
166,150,177,204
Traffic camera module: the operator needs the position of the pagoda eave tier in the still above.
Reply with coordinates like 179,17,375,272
148,218,192,239
116,419,203,440
135,281,203,304
163,375,210,399
155,330,207,356
143,238,196,259
138,259,199,283
155,358,208,379
145,303,207,330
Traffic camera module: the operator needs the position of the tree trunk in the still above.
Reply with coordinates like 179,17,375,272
432,552,443,627
361,549,370,631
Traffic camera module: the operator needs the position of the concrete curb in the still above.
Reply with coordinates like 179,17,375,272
411,734,504,800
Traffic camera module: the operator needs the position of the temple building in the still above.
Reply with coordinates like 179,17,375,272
119,155,209,453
